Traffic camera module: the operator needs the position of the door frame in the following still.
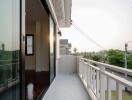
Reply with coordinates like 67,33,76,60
20,0,25,100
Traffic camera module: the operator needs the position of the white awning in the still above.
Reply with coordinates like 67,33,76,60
46,0,72,27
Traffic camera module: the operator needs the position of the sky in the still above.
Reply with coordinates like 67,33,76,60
61,0,132,52
0,0,20,51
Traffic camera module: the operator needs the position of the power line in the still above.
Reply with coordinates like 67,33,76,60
72,20,106,50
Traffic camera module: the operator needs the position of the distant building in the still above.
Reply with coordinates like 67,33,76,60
60,39,72,55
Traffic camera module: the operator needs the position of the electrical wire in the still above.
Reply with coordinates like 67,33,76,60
72,20,106,50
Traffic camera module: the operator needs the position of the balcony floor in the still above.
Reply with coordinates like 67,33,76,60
42,74,91,100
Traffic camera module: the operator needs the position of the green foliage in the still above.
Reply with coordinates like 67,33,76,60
81,49,132,69
127,55,132,69
91,54,100,61
107,49,124,67
83,52,102,62
107,49,132,69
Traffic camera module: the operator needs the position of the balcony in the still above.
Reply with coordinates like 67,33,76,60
42,55,132,100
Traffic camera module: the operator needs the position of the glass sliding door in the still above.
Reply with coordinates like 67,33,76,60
0,0,20,100
49,16,56,83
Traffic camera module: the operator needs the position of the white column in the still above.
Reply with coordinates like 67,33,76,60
87,65,90,87
93,69,95,92
90,67,93,89
96,70,100,99
116,82,123,100
100,66,105,100
107,77,111,100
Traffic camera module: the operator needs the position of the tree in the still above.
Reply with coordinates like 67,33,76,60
107,49,124,67
91,54,100,61
73,48,77,55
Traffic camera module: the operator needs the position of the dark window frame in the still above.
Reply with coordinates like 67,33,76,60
49,15,56,84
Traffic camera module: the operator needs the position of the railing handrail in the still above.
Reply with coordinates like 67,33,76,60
80,58,132,76
79,57,132,100
103,71,132,89
81,59,132,89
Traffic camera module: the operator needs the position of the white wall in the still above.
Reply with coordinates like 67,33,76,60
58,55,77,74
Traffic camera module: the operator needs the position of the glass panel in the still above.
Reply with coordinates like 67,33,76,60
50,16,55,83
0,0,20,100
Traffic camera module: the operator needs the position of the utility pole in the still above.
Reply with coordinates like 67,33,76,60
124,43,128,69
124,41,132,69
124,43,128,91
124,41,132,91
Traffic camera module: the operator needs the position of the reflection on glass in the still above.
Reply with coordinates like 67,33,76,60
0,0,20,100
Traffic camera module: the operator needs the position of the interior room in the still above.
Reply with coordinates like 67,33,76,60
25,0,50,99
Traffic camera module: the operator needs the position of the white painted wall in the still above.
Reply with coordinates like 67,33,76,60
58,55,77,74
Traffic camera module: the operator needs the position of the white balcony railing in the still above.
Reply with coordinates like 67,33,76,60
78,58,132,100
